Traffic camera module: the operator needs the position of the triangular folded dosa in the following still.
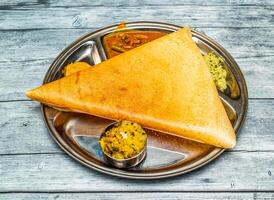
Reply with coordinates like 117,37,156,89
26,28,236,148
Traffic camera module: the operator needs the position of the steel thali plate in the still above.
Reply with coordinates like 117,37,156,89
42,21,248,179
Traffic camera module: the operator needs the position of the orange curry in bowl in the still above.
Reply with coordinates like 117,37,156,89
103,30,167,58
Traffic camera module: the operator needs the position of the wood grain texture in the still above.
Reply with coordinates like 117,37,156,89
2,28,273,63
0,100,273,154
0,28,273,101
1,5,273,30
1,0,273,8
1,151,274,191
1,192,274,200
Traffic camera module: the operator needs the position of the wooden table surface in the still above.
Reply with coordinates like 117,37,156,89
0,0,274,199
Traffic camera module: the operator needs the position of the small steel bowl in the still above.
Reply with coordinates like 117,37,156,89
99,121,147,169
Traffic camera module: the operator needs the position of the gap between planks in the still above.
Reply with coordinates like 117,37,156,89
1,190,274,193
1,3,274,9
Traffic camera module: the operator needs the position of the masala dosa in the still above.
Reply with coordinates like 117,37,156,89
26,28,236,148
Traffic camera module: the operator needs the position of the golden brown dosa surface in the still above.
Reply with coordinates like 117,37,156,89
26,28,236,148
64,62,91,76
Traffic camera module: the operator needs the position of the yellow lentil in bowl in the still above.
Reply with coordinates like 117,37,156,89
99,120,147,160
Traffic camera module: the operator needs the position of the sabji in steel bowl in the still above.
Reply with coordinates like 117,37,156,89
99,120,147,169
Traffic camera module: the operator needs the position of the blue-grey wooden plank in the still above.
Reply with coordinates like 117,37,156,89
0,100,273,154
0,28,273,101
1,0,273,8
2,28,273,63
1,28,273,63
0,151,274,191
0,6,273,30
0,192,274,200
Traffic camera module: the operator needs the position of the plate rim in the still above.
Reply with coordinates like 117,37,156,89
41,21,248,179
